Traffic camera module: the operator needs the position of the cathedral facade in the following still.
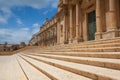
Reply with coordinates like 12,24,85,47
29,0,120,46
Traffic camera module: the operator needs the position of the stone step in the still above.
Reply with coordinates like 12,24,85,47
21,38,120,52
30,47,120,53
16,55,51,80
52,38,120,49
41,47,120,52
58,43,120,49
31,52,120,59
0,55,27,80
22,42,120,53
73,37,120,45
19,55,92,80
25,53,120,70
21,54,120,80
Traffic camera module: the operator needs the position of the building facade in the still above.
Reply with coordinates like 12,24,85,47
0,44,19,52
38,18,57,46
0,42,26,52
29,0,120,46
29,33,39,46
29,18,57,46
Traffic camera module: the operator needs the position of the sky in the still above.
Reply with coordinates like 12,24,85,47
0,0,58,44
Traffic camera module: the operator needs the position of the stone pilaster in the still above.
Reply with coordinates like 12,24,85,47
69,5,73,43
77,2,83,42
103,0,119,39
108,0,117,31
57,19,60,45
63,13,68,44
74,3,79,43
95,0,103,40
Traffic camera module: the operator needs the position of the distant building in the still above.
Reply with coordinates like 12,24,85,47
0,42,26,52
29,33,39,46
19,42,26,48
0,44,6,52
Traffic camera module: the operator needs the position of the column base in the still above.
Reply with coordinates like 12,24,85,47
73,39,78,44
59,42,65,45
69,39,73,44
102,29,120,39
78,37,84,42
95,32,102,40
73,37,83,43
64,40,69,44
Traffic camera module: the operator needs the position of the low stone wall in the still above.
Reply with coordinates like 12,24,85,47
0,46,41,56
13,46,39,53
0,52,14,55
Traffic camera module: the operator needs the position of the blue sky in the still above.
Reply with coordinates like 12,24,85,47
0,0,58,44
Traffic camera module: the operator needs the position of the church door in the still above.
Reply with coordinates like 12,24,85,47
88,11,96,40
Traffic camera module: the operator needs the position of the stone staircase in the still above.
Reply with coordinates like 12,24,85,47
0,38,120,80
16,51,120,80
23,37,120,53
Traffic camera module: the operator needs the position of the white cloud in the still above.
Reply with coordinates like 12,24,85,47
0,0,58,43
0,28,31,44
33,23,39,27
0,7,12,24
32,23,40,34
0,0,58,24
21,28,30,31
43,10,49,15
0,0,58,9
0,22,41,44
0,18,7,24
16,18,23,25
52,1,58,8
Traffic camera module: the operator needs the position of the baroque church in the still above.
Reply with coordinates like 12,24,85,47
29,0,120,46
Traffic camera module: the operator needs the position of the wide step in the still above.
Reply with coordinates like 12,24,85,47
30,52,120,59
19,55,92,80
16,55,51,80
22,54,120,80
26,53,120,70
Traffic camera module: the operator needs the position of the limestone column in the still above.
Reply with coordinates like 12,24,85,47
69,5,73,43
95,0,102,40
107,0,117,31
57,19,60,45
75,3,79,42
63,13,68,44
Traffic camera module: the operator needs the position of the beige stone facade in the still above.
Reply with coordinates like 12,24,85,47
29,18,57,46
38,18,57,46
29,0,120,46
29,33,39,46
